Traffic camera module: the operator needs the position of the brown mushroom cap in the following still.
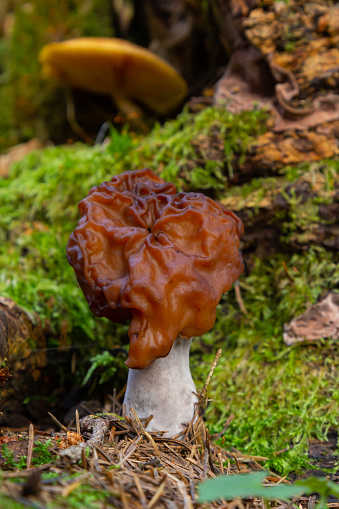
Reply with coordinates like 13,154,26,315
39,38,188,115
66,169,244,369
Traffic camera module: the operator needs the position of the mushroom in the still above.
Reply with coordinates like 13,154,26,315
66,169,244,436
38,37,188,119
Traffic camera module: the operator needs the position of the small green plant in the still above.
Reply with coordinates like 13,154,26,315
1,444,26,470
83,351,119,386
31,439,53,466
1,440,53,470
198,471,339,508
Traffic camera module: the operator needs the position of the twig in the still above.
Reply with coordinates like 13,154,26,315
61,479,83,497
26,423,34,470
281,494,303,509
130,408,161,457
117,436,143,467
92,447,101,473
235,280,248,315
218,452,225,474
48,412,68,432
75,409,80,436
81,446,88,470
143,414,154,429
308,495,317,509
146,475,167,509
232,452,242,471
211,413,235,439
117,479,129,509
200,348,222,399
202,449,209,480
1,464,53,478
132,472,147,508
112,388,117,414
65,87,93,144
177,479,194,509
109,426,116,445
92,442,114,464
206,428,220,475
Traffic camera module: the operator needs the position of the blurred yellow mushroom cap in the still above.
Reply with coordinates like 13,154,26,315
39,37,188,116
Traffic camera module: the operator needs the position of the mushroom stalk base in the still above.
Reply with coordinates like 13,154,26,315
123,337,197,437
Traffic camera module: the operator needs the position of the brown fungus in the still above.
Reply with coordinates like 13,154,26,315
67,169,244,371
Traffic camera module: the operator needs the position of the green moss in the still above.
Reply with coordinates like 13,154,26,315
224,159,338,252
192,247,339,475
0,145,116,341
148,106,268,187
277,161,339,246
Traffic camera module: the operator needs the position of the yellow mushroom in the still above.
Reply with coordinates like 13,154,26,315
39,37,188,118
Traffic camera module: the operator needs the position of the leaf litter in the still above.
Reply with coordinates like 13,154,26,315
0,351,319,509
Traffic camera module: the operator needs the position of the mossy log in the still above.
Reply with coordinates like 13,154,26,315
221,164,339,259
0,297,55,427
211,0,339,175
0,297,46,377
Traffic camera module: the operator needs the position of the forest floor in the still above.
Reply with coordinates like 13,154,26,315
0,407,338,509
0,351,339,509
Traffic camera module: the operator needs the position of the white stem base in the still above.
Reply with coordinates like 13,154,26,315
123,337,197,437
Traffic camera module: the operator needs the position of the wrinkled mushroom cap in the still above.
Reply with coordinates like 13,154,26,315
67,169,244,369
39,38,188,115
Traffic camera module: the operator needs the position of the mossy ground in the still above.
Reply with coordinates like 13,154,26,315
193,247,339,474
1,105,338,477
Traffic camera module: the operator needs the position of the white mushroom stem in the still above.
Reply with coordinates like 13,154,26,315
123,336,198,437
